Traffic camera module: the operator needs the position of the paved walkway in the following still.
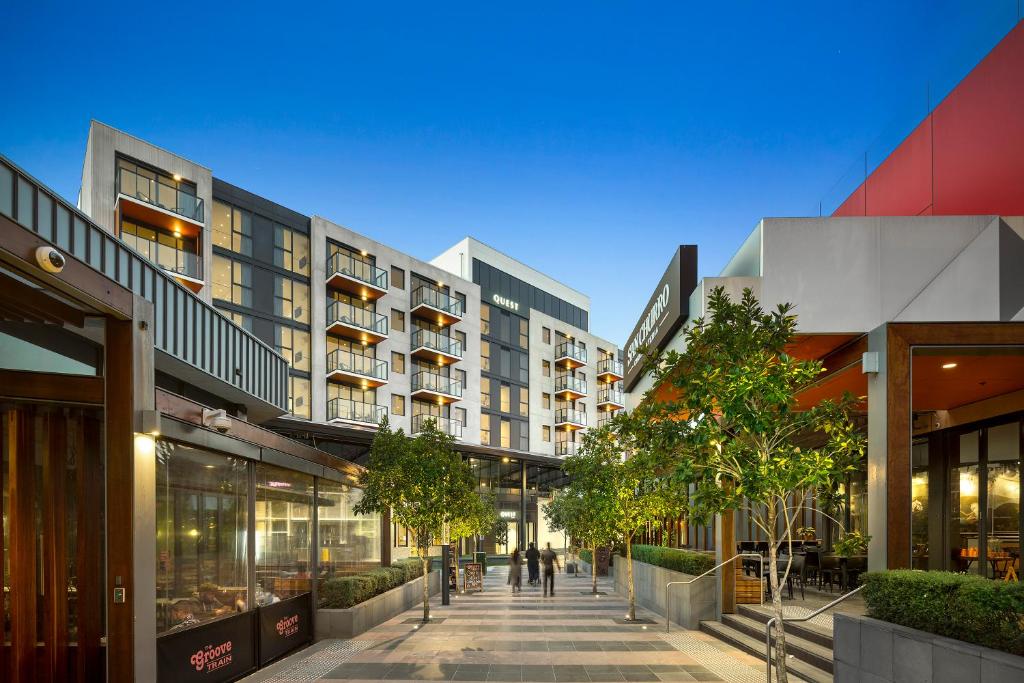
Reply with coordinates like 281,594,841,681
245,567,765,683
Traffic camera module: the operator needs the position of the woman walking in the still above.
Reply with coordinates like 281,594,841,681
507,548,523,593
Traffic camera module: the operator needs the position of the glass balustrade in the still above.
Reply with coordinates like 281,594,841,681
326,300,388,336
411,328,463,357
411,371,462,398
327,252,388,290
411,285,463,317
116,163,204,222
326,350,388,382
327,398,386,425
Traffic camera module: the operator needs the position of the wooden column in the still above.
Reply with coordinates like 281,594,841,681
381,509,392,566
720,509,736,614
77,416,104,681
43,410,69,682
885,326,912,569
9,409,37,681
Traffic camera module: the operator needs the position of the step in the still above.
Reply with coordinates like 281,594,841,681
736,604,835,650
721,613,834,673
699,620,832,683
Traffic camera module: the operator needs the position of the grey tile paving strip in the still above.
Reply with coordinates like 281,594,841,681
324,663,721,682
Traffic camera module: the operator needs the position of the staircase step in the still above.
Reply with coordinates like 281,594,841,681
699,620,832,683
736,604,835,650
720,613,833,673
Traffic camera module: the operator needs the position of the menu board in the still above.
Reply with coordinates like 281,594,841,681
463,562,483,593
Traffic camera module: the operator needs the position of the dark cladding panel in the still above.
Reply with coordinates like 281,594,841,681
622,245,698,391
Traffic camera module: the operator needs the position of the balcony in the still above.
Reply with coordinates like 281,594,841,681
555,374,587,400
119,218,203,292
326,350,388,388
326,252,388,300
555,341,587,369
410,371,462,404
412,413,463,439
555,441,578,457
326,300,388,345
410,285,463,326
597,410,622,429
555,408,587,431
328,398,387,426
411,328,463,363
116,163,204,236
597,387,625,410
597,358,624,382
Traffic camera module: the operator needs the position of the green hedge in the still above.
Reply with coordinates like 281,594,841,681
862,570,1024,655
319,558,429,609
579,549,592,564
628,544,715,575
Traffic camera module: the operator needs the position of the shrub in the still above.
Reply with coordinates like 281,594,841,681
628,544,715,576
862,570,1024,655
579,548,592,565
319,558,428,609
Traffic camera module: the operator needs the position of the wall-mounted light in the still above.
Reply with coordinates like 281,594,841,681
861,352,879,374
134,433,156,458
942,362,958,369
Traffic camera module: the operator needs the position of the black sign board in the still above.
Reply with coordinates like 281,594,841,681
463,562,483,593
448,542,458,591
622,245,698,391
157,611,257,683
258,592,312,666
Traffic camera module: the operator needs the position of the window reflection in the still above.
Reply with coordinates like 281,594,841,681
317,481,381,598
255,465,313,604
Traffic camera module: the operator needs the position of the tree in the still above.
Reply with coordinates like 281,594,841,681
543,478,616,595
643,287,863,682
354,416,477,621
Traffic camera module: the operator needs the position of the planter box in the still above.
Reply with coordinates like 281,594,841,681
316,570,440,639
833,613,1024,683
595,557,717,629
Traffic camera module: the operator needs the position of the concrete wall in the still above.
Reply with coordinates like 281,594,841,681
611,557,719,630
834,614,1024,683
316,570,440,639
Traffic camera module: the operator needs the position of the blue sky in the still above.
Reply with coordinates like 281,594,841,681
1,2,1018,343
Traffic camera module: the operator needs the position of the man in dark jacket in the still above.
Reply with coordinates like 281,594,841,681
525,542,540,585
540,542,561,597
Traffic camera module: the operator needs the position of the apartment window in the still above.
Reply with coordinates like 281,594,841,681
455,330,467,351
500,419,511,448
212,255,252,306
120,218,199,278
500,348,511,377
211,201,252,256
480,304,490,335
481,340,490,372
455,368,467,390
391,309,405,332
273,225,310,276
455,291,467,313
276,326,310,372
217,307,252,332
519,429,528,452
542,393,551,410
481,377,491,408
542,360,551,377
455,407,467,427
542,327,551,344
275,276,310,324
392,352,405,374
579,371,586,382
500,384,511,413
289,376,310,419
519,319,529,349
391,394,405,416
390,266,405,289
481,414,491,445
518,386,528,418
543,426,551,443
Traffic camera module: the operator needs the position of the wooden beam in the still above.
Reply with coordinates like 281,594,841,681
77,414,104,681
0,270,86,326
0,369,104,404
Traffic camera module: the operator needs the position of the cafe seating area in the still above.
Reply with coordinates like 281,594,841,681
737,540,868,602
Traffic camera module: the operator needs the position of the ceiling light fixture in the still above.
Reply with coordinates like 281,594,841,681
942,362,958,369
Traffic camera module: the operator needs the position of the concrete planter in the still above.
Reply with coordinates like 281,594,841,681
834,613,1024,683
315,570,440,639
599,556,717,630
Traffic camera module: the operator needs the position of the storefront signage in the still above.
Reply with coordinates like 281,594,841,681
464,562,484,592
158,612,256,683
623,245,698,391
258,593,312,666
491,293,520,312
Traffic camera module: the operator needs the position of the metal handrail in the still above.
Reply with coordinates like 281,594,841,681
665,553,764,633
764,583,865,682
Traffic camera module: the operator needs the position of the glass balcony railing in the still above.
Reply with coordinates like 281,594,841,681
598,387,624,405
116,164,204,222
411,371,462,398
597,411,622,429
555,374,587,396
327,398,387,425
326,350,388,382
555,341,587,365
555,408,587,427
326,300,388,336
411,285,463,318
598,358,624,377
327,252,388,290
120,225,202,279
555,441,578,457
411,328,463,358
412,413,463,439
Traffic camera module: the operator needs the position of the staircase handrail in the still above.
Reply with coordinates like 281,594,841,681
665,552,764,633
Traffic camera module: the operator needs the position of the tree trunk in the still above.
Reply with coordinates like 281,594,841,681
626,539,636,621
591,543,598,594
421,549,431,622
767,510,788,682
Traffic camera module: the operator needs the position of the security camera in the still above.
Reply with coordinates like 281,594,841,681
35,246,66,273
202,408,232,433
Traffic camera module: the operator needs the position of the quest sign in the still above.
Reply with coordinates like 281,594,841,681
622,245,698,391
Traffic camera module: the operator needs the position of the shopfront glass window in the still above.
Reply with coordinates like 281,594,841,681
317,481,381,595
255,465,313,605
986,421,1020,577
952,430,981,573
156,441,249,634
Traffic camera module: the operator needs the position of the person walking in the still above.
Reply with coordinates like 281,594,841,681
525,542,540,586
540,542,560,597
507,548,522,593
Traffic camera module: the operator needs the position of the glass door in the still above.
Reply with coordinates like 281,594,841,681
950,430,982,573
985,422,1020,579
